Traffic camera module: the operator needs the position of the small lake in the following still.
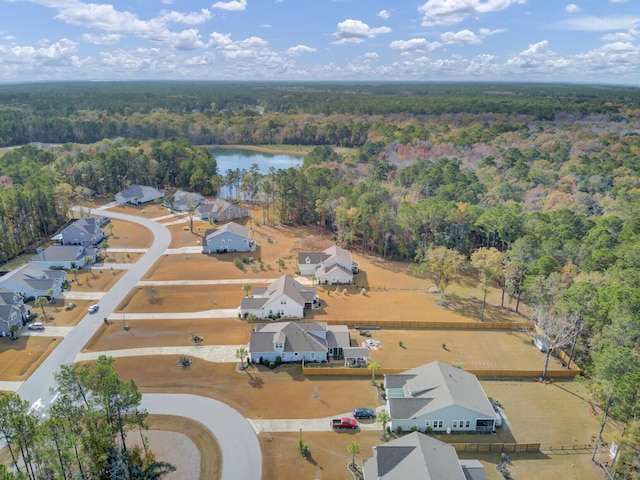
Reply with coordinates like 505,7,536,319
208,147,304,174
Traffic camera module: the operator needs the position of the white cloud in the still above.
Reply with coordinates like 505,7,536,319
159,9,212,25
418,0,525,27
442,29,481,45
565,4,579,13
80,33,123,45
610,0,629,3
378,10,391,20
364,52,379,59
212,0,247,11
559,15,640,31
573,41,640,72
390,38,441,51
333,19,392,44
601,28,638,42
285,45,317,56
169,29,204,50
506,40,570,71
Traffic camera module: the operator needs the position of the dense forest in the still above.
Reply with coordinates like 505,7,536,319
2,81,640,475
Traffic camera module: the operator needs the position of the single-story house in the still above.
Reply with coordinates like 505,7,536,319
384,361,498,434
248,321,351,364
30,245,98,270
115,184,164,205
0,287,30,337
240,274,320,320
202,222,254,254
51,217,107,246
298,245,359,285
165,190,206,212
0,264,67,299
195,198,249,222
362,431,487,480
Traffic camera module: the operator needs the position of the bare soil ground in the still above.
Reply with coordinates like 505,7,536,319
117,284,246,313
83,318,250,351
67,268,124,292
0,335,62,382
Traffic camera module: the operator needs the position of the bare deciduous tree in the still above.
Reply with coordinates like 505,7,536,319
535,308,580,380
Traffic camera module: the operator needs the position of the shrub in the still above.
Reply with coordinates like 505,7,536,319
269,361,276,369
275,356,282,365
410,427,417,432
396,426,403,435
262,359,270,367
234,257,244,270
425,426,433,434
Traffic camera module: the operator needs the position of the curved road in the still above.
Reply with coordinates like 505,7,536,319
15,207,262,480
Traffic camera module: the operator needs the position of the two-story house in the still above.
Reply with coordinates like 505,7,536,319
0,287,30,337
298,245,359,285
202,222,254,254
240,274,319,319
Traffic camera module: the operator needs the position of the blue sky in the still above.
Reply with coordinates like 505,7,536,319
1,0,639,85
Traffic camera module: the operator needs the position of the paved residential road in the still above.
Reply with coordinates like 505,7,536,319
14,207,263,480
142,394,261,480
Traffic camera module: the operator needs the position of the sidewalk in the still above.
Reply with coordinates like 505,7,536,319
109,309,240,320
75,344,244,363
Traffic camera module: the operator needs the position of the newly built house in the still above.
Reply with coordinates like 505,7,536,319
202,222,253,254
0,264,67,299
115,185,164,205
248,321,351,364
298,245,359,285
52,217,107,246
362,432,487,480
240,274,319,319
384,361,498,434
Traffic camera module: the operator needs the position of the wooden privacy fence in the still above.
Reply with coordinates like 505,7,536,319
451,443,541,453
302,365,580,378
322,319,531,330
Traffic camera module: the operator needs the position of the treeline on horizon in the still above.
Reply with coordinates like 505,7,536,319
0,81,639,147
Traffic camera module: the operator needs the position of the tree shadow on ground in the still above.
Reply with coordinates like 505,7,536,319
246,372,264,389
445,295,525,324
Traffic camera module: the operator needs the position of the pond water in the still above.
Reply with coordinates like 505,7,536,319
208,147,304,174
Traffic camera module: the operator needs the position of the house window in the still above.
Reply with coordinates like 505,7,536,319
465,420,471,428
433,420,444,429
425,420,430,428
280,299,287,304
452,421,458,428
310,352,315,359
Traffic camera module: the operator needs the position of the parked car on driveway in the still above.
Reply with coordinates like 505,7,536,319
28,322,45,330
88,304,99,314
353,408,376,419
331,417,357,430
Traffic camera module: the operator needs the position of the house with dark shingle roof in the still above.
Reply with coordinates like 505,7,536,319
384,361,497,434
0,287,29,337
298,245,359,285
115,184,164,205
52,217,107,246
362,431,487,480
202,222,254,253
30,245,98,270
248,321,351,363
240,274,319,319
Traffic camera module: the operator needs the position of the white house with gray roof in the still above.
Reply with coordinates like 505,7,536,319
298,245,359,285
165,190,206,212
0,287,30,337
195,198,249,222
240,274,319,319
202,222,254,254
384,361,497,434
0,264,66,299
52,217,107,247
248,321,351,364
362,432,486,480
30,245,98,270
115,184,164,205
